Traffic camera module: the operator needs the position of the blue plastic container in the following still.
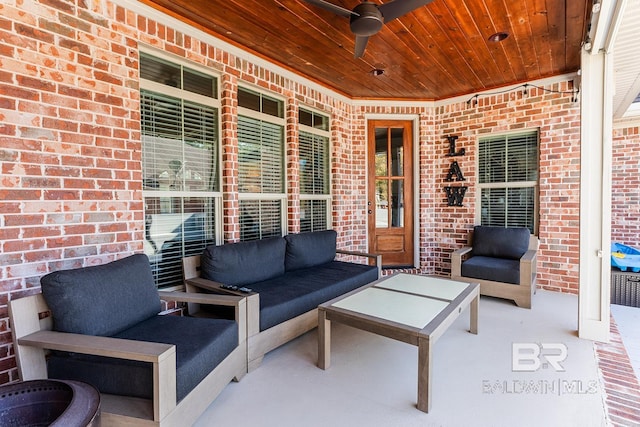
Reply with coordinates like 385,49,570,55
611,242,640,272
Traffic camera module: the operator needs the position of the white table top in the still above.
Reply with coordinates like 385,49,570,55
331,274,471,329
375,274,469,301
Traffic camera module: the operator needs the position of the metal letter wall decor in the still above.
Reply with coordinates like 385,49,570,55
445,161,465,182
444,186,467,206
444,136,468,206
445,135,465,157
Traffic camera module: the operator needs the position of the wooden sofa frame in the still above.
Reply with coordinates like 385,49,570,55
450,234,539,309
183,249,381,372
9,291,247,427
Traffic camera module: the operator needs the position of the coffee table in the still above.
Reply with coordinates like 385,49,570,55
317,273,479,413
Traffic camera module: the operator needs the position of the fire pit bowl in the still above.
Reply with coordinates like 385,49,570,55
0,379,100,426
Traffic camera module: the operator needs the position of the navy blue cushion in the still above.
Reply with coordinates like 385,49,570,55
472,226,530,260
47,315,238,401
285,230,337,271
461,256,521,284
201,237,286,286
41,254,161,336
251,261,378,331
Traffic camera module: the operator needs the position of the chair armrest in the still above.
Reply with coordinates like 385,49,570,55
184,277,257,296
158,290,244,307
519,248,538,287
521,248,537,263
450,246,473,277
336,249,379,259
184,277,224,291
179,281,250,343
19,330,177,421
19,330,174,362
336,249,382,277
452,246,473,257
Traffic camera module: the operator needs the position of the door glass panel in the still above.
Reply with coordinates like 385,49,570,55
391,180,404,227
375,179,389,228
375,128,388,176
390,129,404,176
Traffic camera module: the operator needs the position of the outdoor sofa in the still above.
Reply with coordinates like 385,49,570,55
183,229,382,371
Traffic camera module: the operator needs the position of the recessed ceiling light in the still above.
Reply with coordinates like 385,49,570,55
371,68,384,76
488,32,509,42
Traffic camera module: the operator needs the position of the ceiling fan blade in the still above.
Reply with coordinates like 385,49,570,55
303,0,358,18
378,0,435,23
354,35,370,58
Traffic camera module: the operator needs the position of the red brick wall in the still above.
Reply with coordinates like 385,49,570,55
612,124,640,246
352,87,582,293
0,0,145,384
432,84,582,293
0,0,598,387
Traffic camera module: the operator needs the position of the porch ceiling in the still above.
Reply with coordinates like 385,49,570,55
139,0,591,100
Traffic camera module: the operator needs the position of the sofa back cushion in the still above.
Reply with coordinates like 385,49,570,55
472,226,530,260
201,237,286,286
285,230,337,271
41,254,161,336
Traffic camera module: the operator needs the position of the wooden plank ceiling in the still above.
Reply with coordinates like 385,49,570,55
140,0,590,100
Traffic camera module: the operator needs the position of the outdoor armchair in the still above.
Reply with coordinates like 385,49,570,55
9,254,247,426
451,226,538,308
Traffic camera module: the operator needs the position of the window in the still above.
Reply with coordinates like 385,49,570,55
298,108,330,232
140,52,220,287
238,87,285,241
478,131,538,234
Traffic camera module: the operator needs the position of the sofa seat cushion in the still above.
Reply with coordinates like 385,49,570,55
201,237,286,286
472,226,530,260
461,256,520,285
41,254,161,336
285,230,337,271
251,261,378,331
47,315,238,402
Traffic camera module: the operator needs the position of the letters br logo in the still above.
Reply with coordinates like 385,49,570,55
512,343,568,372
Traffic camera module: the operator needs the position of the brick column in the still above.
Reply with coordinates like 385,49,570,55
221,74,239,242
286,95,300,234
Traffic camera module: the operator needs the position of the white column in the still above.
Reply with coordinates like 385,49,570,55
578,47,613,342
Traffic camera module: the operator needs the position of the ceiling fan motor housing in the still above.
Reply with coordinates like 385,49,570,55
350,2,384,36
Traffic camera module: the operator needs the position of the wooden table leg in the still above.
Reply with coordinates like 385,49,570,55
417,336,432,413
470,291,479,335
318,308,331,370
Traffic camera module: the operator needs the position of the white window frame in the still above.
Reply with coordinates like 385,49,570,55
237,86,287,240
475,129,539,234
140,48,223,287
298,106,332,232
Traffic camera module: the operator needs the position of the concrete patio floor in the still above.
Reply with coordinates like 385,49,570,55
195,289,614,427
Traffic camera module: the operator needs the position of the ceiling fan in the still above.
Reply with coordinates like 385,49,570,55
303,0,435,58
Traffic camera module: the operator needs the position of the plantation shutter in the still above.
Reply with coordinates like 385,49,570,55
142,91,217,192
478,132,538,233
237,98,285,241
299,132,329,195
298,108,330,233
238,116,283,194
144,197,215,287
300,199,328,233
141,85,218,287
239,200,283,241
